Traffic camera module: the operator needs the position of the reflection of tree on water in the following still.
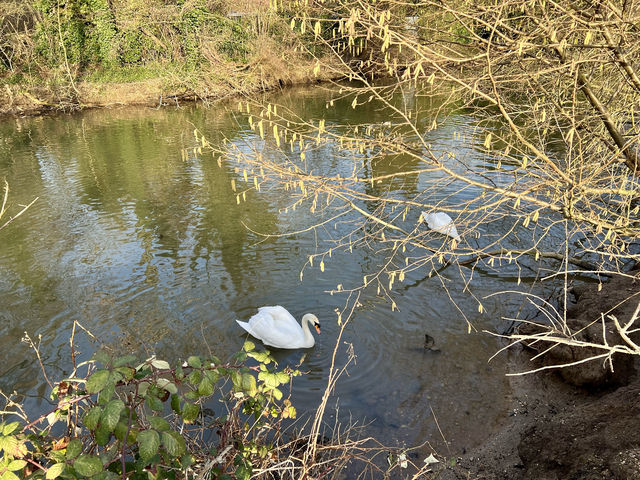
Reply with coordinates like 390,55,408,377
192,133,279,295
0,107,282,392
67,108,278,294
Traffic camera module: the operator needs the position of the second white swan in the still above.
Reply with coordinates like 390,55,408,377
421,211,461,242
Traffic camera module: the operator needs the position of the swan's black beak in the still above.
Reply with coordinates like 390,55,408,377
314,323,322,334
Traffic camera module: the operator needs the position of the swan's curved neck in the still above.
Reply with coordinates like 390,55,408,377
300,314,316,347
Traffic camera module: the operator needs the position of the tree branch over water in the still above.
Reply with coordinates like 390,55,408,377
197,0,640,371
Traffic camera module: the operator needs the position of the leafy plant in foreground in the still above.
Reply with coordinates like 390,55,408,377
0,340,300,480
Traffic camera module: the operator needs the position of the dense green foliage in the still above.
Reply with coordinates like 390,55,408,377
0,0,266,85
0,341,300,480
31,0,251,69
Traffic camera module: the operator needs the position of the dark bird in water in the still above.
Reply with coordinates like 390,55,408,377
424,334,441,352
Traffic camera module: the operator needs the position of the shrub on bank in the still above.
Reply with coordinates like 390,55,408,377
0,340,301,480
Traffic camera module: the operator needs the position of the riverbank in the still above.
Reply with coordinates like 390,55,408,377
1,0,344,117
441,272,640,480
0,54,339,117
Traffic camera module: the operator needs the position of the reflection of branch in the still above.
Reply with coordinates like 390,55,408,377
333,191,409,234
458,248,604,273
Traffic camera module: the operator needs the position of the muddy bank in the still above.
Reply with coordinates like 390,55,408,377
439,272,640,480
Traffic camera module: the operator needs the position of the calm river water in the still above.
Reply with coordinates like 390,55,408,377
0,84,525,453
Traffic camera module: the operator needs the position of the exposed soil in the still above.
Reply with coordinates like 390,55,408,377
439,271,640,480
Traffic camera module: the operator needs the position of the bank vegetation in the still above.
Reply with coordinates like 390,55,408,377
0,0,334,114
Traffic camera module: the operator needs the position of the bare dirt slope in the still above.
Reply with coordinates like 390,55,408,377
440,271,640,480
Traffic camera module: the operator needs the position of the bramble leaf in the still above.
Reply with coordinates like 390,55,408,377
97,381,115,405
91,351,110,366
113,355,136,368
181,403,199,424
150,359,170,370
93,472,119,480
74,455,103,476
114,367,135,381
86,370,110,394
148,417,170,432
95,424,111,446
137,430,160,462
2,422,20,436
83,406,102,431
101,399,125,432
271,388,283,401
187,370,202,386
66,439,83,459
156,378,177,395
161,431,186,457
1,469,20,480
198,378,213,397
7,460,27,471
241,374,257,396
187,356,201,368
170,395,181,414
45,463,65,479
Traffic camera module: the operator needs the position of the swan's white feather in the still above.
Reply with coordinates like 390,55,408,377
236,306,317,349
421,211,461,241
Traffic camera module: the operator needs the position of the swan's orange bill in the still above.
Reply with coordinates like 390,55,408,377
314,324,321,334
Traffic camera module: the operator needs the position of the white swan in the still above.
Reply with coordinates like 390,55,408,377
236,306,321,349
421,211,461,242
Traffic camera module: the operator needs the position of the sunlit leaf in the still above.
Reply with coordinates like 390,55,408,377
0,470,19,480
86,370,110,394
271,388,283,401
7,460,26,472
150,359,170,370
241,373,257,396
45,463,64,479
2,422,20,436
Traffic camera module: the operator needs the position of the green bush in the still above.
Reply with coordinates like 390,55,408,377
0,340,300,480
33,0,117,66
209,16,251,63
117,30,155,65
